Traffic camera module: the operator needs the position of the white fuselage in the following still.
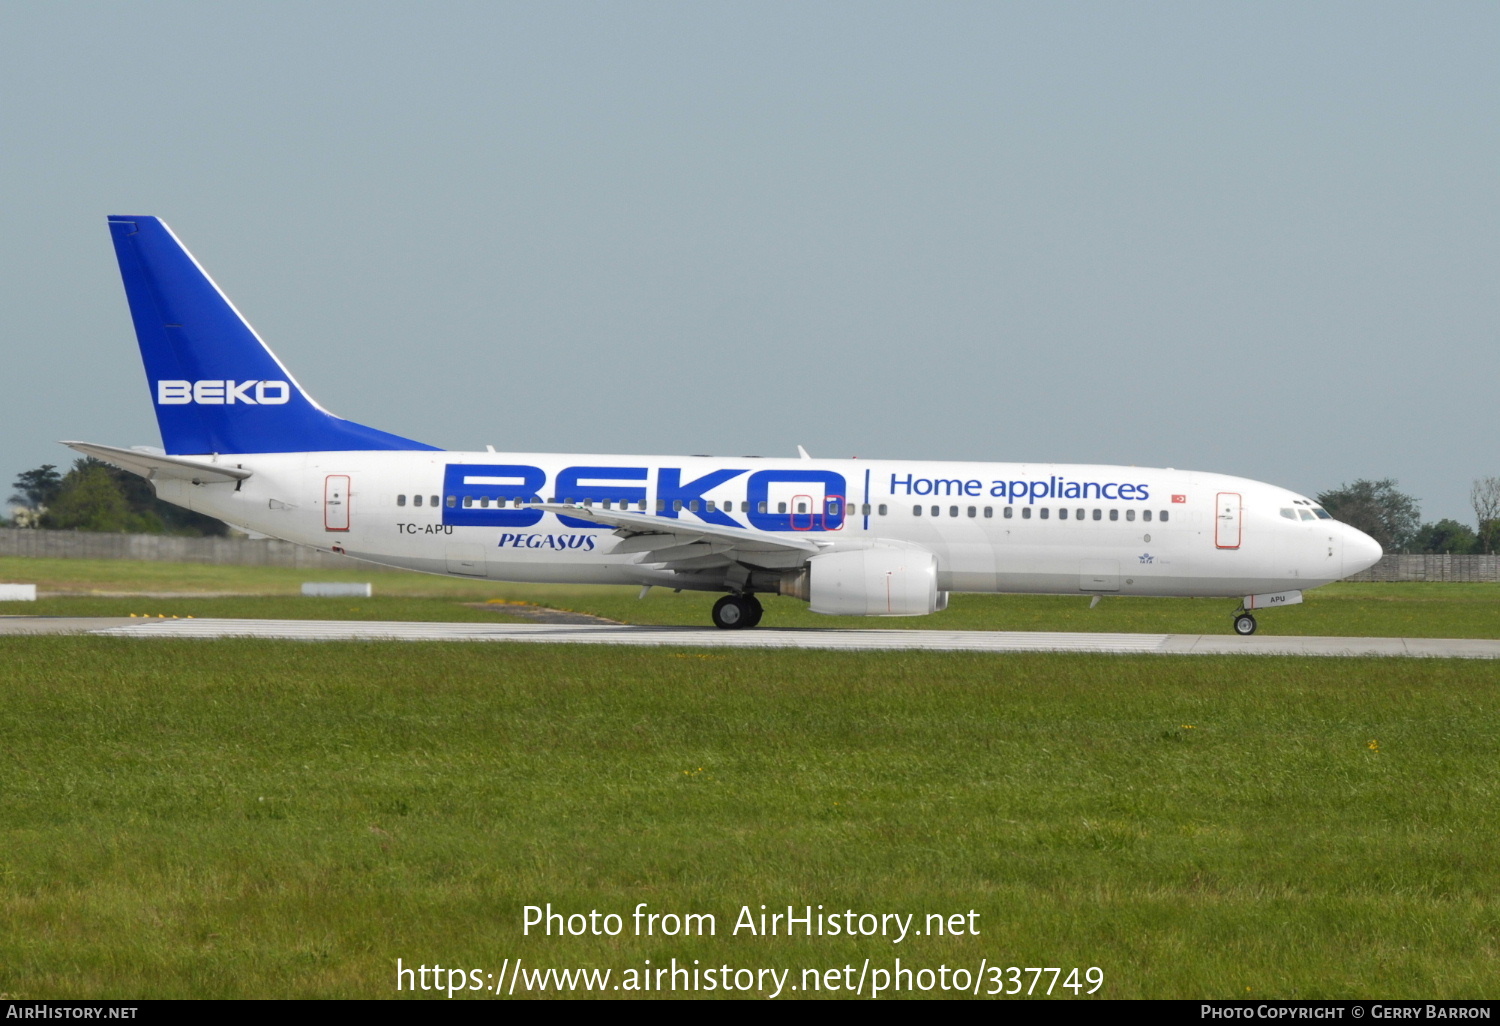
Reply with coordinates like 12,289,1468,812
154,450,1381,601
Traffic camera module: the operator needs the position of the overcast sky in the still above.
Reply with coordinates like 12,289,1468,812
2,1,1495,524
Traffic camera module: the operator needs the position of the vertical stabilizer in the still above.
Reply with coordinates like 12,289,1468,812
108,216,439,455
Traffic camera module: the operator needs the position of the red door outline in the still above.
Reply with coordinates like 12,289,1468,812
791,494,814,531
1215,491,1241,549
325,475,350,531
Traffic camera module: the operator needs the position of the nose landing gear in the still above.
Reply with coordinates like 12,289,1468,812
1233,611,1258,636
712,593,764,629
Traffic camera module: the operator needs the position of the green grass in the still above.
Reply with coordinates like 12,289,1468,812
1,555,1496,637
2,639,1499,999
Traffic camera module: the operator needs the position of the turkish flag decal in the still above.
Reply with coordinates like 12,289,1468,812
1171,494,1187,503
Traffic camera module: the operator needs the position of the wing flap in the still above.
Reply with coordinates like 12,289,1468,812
532,503,823,560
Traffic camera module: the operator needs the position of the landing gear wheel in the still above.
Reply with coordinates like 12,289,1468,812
712,594,756,630
741,594,764,628
1233,613,1258,636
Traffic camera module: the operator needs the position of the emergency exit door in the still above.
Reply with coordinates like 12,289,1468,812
324,475,350,531
1215,492,1242,549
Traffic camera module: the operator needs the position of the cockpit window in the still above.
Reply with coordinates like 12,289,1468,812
1312,507,1332,519
1281,508,1297,520
1299,509,1315,521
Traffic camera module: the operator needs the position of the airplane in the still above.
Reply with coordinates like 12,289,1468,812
66,216,1383,635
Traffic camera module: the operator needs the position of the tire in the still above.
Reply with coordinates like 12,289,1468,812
1233,613,1258,636
741,594,764,629
712,595,752,630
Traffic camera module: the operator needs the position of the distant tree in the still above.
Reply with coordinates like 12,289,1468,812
1316,479,1422,553
42,460,148,532
10,464,63,509
38,458,229,536
1411,519,1479,555
1473,477,1500,555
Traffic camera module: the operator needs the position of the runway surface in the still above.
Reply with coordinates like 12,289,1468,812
4,616,1498,658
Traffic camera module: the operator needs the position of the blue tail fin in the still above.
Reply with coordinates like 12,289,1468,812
108,216,439,455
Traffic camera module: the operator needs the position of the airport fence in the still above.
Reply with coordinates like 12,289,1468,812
0,527,348,568
1344,553,1500,583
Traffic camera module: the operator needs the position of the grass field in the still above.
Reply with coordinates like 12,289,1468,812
1,558,1498,999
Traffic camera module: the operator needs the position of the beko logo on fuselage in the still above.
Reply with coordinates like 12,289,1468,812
442,463,848,534
156,380,291,405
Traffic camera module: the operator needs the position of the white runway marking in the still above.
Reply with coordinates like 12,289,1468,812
80,618,1500,658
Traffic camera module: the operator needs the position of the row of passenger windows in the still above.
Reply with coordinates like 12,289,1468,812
395,492,1168,524
915,505,1170,522
396,495,883,514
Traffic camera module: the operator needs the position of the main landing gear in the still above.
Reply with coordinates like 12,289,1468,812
712,593,764,630
1233,611,1258,636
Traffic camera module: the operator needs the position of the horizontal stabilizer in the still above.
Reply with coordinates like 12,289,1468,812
62,441,251,484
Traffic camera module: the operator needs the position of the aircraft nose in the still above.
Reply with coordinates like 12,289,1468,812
1342,524,1383,577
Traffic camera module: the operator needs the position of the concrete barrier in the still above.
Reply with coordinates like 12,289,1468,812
302,582,373,597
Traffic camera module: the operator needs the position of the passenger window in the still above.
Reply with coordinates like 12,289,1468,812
656,499,666,512
673,500,684,511
430,496,438,507
1076,508,1084,520
1109,509,1118,521
914,505,922,516
778,502,787,514
1160,510,1169,522
1004,506,1013,519
1058,508,1068,520
878,504,887,516
967,506,976,518
1022,507,1032,520
1143,510,1152,522
705,500,715,512
463,496,474,508
1092,509,1101,521
479,497,489,507
931,506,940,517
446,495,457,508
397,494,406,507
1126,509,1135,521
983,507,993,518
795,502,806,513
414,495,423,507
759,501,768,514
828,501,840,516
949,506,958,517
1039,507,1049,520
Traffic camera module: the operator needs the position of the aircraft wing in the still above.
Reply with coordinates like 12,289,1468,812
61,441,252,484
533,503,822,570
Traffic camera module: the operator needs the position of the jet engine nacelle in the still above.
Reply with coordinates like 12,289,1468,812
782,544,942,616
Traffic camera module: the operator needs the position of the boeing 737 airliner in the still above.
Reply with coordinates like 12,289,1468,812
68,216,1382,634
